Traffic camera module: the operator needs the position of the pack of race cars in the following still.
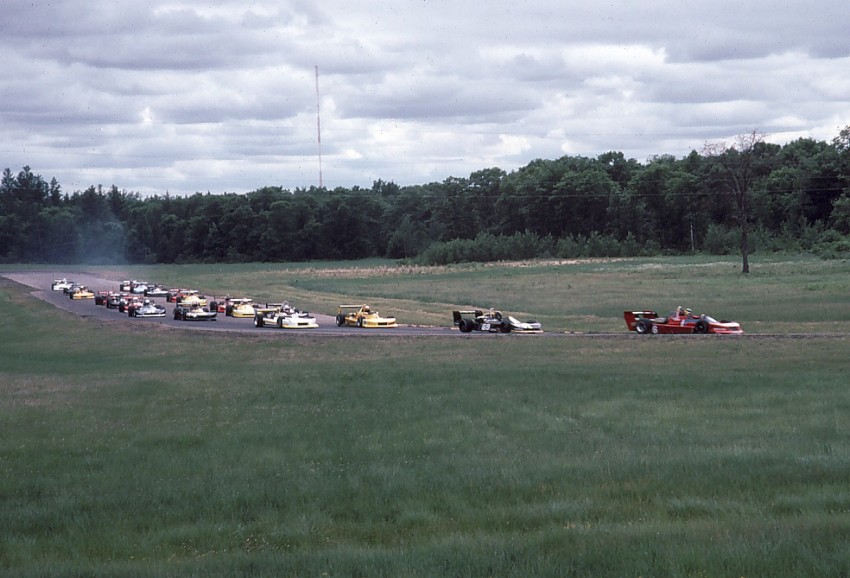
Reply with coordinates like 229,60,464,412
52,277,745,335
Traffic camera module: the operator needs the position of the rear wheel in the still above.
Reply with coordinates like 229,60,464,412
254,315,264,328
277,317,284,328
694,320,709,334
336,314,345,327
458,319,473,333
635,318,652,334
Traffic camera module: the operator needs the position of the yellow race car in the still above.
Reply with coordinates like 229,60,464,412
335,304,397,328
226,298,258,318
175,290,207,308
69,285,95,300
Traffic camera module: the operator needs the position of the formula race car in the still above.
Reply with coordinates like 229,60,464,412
94,291,114,305
129,299,166,318
144,284,169,298
51,278,73,291
173,303,217,321
452,309,543,334
166,289,189,303
175,290,207,308
222,298,257,318
253,303,319,329
624,308,743,335
336,304,397,328
118,294,142,313
106,293,129,309
69,285,95,300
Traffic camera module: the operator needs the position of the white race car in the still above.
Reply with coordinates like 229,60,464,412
253,303,319,329
130,299,166,318
144,285,169,298
51,278,73,291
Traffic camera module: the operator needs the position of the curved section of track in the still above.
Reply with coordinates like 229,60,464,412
2,271,462,338
5,271,847,340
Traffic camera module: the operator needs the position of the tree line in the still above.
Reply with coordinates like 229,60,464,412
3,128,850,266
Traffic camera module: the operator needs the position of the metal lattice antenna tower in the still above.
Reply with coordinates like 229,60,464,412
315,65,323,189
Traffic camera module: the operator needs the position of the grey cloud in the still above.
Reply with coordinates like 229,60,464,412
1,0,849,195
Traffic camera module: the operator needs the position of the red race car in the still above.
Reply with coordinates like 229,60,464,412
624,307,743,335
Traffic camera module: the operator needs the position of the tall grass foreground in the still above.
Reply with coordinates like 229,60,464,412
1,266,850,576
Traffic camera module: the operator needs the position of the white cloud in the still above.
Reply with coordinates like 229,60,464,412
1,0,849,195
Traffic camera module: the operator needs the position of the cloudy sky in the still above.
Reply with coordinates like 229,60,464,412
2,1,849,196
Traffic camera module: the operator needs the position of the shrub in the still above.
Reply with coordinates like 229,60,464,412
812,229,850,259
703,224,737,255
415,231,554,265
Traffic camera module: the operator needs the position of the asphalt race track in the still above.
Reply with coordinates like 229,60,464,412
6,271,845,340
2,271,465,338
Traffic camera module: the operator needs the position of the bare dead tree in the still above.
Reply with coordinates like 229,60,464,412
703,130,766,274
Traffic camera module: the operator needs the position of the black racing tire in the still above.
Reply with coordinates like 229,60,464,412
336,314,345,327
357,317,364,328
225,305,233,317
277,317,284,328
499,323,511,333
254,315,264,328
635,318,652,334
173,309,181,320
694,320,709,334
458,318,473,333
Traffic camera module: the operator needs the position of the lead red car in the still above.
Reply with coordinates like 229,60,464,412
624,308,743,335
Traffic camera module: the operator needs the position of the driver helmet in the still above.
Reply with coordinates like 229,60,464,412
684,308,692,317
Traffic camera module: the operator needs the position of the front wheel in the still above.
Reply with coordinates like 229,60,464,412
694,320,709,334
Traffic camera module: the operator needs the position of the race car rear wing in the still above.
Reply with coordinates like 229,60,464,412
623,310,658,331
452,310,484,324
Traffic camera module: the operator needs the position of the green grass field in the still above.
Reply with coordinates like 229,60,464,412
2,256,850,576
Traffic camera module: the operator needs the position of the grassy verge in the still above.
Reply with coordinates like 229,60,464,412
2,273,850,576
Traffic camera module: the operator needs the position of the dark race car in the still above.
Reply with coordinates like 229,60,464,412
452,309,542,334
624,308,743,335
173,303,217,321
